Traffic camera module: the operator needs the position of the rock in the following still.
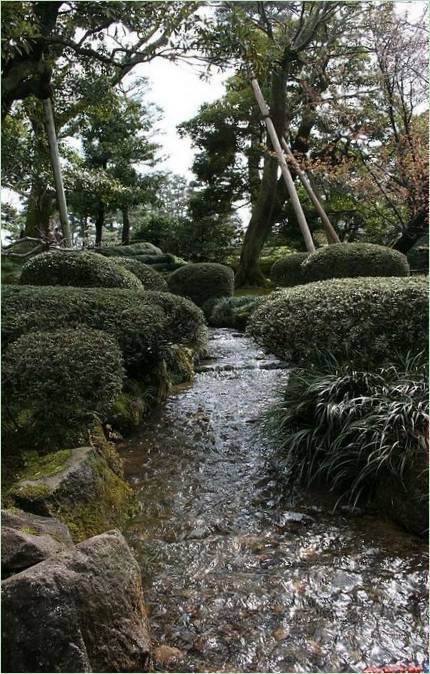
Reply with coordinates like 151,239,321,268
2,530,151,673
153,645,185,666
6,447,136,542
1,508,73,578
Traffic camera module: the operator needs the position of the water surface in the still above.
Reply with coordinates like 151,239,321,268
120,329,428,673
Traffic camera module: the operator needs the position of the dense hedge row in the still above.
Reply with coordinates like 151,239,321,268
2,286,207,374
3,285,166,376
248,277,428,364
110,257,168,291
20,252,142,289
98,241,162,257
270,253,309,287
3,328,124,447
301,242,410,282
168,263,234,306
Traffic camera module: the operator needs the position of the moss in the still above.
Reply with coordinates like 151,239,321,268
19,526,41,536
16,450,71,481
8,482,52,503
166,345,195,386
54,453,136,542
111,392,146,433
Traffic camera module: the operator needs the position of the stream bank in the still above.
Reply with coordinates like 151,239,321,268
120,328,428,673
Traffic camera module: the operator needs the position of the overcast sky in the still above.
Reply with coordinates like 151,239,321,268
132,1,427,182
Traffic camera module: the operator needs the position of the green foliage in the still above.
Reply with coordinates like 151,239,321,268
270,253,309,287
98,241,162,257
266,352,428,520
20,252,142,289
301,243,410,282
206,296,264,330
2,285,166,376
168,263,234,307
110,257,168,291
3,328,124,448
248,277,428,365
141,291,208,353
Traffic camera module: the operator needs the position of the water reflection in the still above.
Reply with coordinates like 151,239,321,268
120,329,428,673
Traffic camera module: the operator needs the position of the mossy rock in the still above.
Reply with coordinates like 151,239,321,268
6,447,136,542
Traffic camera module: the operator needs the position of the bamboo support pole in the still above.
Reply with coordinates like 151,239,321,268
281,136,340,244
250,76,315,253
43,97,72,247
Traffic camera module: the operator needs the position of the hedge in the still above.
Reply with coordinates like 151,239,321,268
2,285,208,372
2,285,166,377
206,296,264,330
98,241,162,257
3,328,124,447
270,253,309,287
141,290,207,353
110,257,168,291
301,242,410,282
168,263,234,307
248,277,428,365
20,252,142,289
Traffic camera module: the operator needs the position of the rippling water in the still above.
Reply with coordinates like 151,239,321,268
120,329,428,673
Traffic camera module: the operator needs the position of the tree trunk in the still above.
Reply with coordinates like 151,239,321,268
121,207,130,245
95,203,105,247
236,70,287,287
24,182,52,238
393,212,427,254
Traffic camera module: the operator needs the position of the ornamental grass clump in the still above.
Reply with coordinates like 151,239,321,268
20,251,142,289
168,262,234,307
110,257,168,291
301,242,409,282
270,253,309,287
265,352,428,532
248,277,428,365
2,328,125,448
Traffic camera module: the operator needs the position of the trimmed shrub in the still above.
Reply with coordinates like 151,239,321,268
248,277,428,365
133,253,176,265
3,328,124,448
141,290,207,353
168,263,234,307
99,241,162,257
110,257,168,291
408,245,429,274
207,296,264,330
20,252,142,289
301,242,409,282
266,352,428,534
270,253,309,287
2,285,166,376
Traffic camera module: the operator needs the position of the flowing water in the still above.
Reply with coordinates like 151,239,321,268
120,328,428,673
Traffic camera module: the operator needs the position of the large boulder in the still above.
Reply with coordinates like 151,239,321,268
2,530,151,673
6,447,135,542
2,508,74,578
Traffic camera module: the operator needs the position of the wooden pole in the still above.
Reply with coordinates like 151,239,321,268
250,76,315,253
43,97,72,247
281,136,340,244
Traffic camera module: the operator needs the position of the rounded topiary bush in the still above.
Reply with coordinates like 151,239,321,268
248,277,428,365
271,253,309,287
301,243,409,282
111,257,168,291
3,328,124,447
141,290,207,353
2,285,166,376
168,263,234,307
20,252,142,289
99,241,162,257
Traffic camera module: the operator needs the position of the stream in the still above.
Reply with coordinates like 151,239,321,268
120,328,428,673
